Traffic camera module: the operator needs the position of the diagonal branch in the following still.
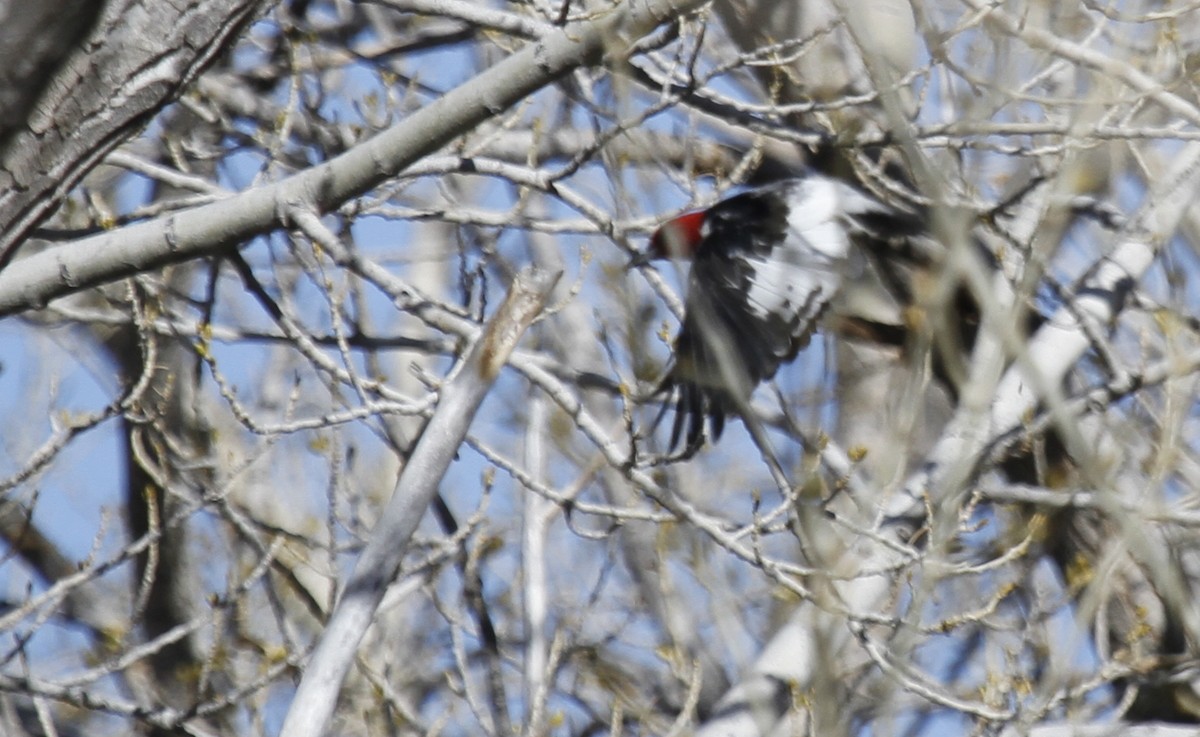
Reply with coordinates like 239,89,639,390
278,265,561,737
0,0,707,318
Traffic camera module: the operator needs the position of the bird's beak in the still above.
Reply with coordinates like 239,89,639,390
627,249,653,270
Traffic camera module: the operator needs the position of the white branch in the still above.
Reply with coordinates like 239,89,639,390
277,267,560,737
0,0,707,317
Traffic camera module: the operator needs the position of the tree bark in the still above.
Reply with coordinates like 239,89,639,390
0,0,264,270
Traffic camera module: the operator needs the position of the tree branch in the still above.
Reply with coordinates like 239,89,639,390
0,0,706,318
277,265,560,737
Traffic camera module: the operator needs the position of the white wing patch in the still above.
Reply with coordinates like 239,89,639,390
785,177,853,260
740,253,833,323
784,174,895,256
740,177,853,326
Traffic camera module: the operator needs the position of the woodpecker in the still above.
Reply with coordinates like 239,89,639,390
632,173,922,450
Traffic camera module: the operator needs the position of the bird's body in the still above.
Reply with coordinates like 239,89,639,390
638,173,920,449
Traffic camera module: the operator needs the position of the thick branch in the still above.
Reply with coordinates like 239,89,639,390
0,0,707,318
0,1,103,145
0,0,264,268
277,266,560,737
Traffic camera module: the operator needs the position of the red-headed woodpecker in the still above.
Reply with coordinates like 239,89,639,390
633,173,921,449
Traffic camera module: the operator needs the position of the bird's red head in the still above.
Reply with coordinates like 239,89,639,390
647,210,707,260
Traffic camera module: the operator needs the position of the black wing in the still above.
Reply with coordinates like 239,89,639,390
655,177,920,449
656,182,836,448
